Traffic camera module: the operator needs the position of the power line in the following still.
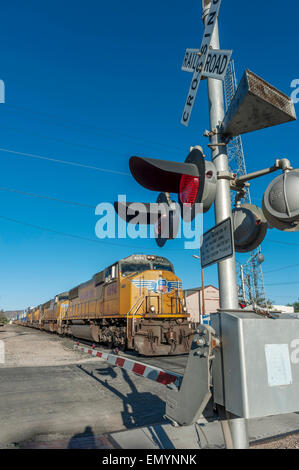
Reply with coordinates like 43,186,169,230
267,239,299,248
265,281,299,286
0,147,129,176
264,263,299,274
2,124,134,158
0,214,184,252
0,186,96,209
265,294,298,298
0,214,148,249
5,104,186,155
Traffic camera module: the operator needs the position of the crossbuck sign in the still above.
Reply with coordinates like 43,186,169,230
181,0,231,127
182,48,232,80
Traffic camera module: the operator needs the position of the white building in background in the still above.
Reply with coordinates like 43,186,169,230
184,285,220,325
271,305,295,314
184,287,295,324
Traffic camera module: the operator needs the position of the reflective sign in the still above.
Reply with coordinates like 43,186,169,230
182,48,232,81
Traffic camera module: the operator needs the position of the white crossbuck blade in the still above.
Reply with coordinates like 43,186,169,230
181,0,223,127
182,48,232,81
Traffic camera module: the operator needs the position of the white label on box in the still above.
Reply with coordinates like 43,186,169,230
265,344,292,387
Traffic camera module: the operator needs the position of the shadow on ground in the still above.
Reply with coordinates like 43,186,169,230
77,363,173,448
67,425,96,449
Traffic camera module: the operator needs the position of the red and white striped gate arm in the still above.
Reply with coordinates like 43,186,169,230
74,343,182,388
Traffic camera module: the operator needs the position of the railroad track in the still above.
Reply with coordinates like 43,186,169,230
71,337,189,376
14,324,189,375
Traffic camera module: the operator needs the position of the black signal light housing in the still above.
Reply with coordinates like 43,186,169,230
129,147,216,221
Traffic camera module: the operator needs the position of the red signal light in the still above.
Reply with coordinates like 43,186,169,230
239,302,246,309
179,175,200,207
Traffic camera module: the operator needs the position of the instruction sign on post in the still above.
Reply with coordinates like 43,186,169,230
201,218,234,268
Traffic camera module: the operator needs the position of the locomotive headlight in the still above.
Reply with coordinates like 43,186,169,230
183,306,187,313
150,306,156,313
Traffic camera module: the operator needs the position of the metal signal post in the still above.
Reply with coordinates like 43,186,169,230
114,0,299,450
202,0,249,449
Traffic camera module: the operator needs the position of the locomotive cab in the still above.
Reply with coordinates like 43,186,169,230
119,255,192,355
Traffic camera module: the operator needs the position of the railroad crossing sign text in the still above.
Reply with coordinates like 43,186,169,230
182,48,232,81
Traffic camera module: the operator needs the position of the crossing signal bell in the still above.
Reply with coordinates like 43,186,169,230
232,203,268,253
263,169,299,232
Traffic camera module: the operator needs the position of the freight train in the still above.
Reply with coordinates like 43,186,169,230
17,254,194,356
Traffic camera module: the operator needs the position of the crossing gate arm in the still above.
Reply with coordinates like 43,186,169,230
73,344,183,388
74,324,220,428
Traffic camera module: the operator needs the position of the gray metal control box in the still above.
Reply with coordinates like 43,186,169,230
211,311,299,419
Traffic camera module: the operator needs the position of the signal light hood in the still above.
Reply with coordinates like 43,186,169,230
129,155,200,193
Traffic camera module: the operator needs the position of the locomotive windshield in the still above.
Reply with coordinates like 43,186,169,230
152,262,173,272
121,258,174,276
121,262,151,277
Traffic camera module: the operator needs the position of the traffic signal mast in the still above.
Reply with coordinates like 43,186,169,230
114,0,299,450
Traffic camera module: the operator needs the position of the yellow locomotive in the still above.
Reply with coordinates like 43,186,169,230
23,254,194,356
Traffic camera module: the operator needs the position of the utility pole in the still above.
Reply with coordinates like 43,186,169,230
192,255,206,318
201,267,205,317
202,0,249,449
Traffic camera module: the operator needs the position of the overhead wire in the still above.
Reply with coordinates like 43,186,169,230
4,103,186,155
0,214,185,253
1,124,137,158
265,281,299,286
0,186,299,258
263,263,299,275
267,239,299,248
0,147,129,176
0,186,96,209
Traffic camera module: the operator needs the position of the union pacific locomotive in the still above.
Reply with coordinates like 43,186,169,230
21,254,194,355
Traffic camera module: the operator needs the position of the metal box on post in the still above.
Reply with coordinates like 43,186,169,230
222,70,297,137
211,311,299,419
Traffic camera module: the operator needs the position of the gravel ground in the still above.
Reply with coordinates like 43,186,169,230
0,324,168,448
0,324,101,368
1,324,298,449
251,433,299,449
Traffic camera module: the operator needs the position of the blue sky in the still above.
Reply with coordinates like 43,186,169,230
0,0,298,310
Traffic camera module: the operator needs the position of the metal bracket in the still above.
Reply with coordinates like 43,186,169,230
207,142,227,150
203,129,215,138
204,127,232,151
203,128,224,137
217,171,234,181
